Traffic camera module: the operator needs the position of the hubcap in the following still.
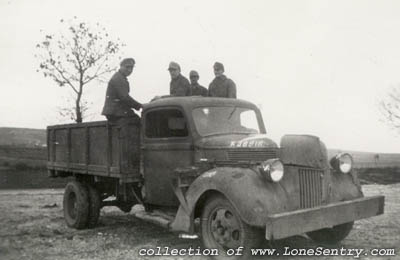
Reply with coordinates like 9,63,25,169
209,208,241,249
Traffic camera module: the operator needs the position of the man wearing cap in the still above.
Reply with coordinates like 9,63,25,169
101,58,142,123
189,70,208,97
168,61,191,96
208,62,237,98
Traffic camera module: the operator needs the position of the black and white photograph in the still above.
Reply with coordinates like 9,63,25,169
0,0,399,259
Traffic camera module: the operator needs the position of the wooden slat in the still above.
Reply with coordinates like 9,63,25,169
88,165,108,172
67,128,71,169
107,122,111,176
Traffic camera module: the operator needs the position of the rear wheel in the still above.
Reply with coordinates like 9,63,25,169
63,181,89,229
87,185,101,228
118,202,133,213
200,195,263,259
307,222,354,244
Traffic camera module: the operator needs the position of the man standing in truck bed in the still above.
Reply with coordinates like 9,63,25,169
208,62,237,98
189,70,208,97
101,58,142,123
168,61,191,96
101,58,142,171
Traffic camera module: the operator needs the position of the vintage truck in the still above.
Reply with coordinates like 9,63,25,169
47,96,384,257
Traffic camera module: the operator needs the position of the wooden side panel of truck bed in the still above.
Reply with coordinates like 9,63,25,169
47,120,141,183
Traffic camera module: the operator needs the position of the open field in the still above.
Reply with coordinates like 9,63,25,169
0,182,399,260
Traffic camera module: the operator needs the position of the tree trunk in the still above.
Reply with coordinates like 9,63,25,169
76,92,82,123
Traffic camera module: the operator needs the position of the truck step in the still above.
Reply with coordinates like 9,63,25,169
132,209,172,229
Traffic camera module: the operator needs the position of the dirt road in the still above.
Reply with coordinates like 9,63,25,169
0,184,399,260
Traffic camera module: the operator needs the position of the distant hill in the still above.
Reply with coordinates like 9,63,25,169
0,127,46,147
0,127,399,168
328,149,400,168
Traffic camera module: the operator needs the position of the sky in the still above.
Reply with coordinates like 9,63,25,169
0,0,400,153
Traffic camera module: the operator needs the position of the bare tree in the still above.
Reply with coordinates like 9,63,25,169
36,18,125,123
57,97,91,123
380,86,400,131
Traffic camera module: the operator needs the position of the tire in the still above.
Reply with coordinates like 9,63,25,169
307,221,354,244
87,185,101,228
63,181,89,229
200,195,263,259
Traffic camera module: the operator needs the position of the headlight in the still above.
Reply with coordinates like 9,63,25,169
259,159,284,182
330,153,353,174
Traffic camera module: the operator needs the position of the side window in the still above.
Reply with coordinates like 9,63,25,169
145,109,188,138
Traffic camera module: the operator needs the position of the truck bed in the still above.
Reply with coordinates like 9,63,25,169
47,120,141,183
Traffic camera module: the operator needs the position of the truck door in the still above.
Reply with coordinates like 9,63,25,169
142,107,193,206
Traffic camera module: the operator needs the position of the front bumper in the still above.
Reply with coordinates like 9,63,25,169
265,195,384,240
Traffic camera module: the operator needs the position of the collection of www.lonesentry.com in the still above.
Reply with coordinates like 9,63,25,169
138,246,396,257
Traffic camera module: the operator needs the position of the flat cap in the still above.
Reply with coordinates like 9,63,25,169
213,62,224,71
168,61,181,71
120,58,135,67
189,70,199,77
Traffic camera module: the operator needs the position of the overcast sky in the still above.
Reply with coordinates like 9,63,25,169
0,0,399,153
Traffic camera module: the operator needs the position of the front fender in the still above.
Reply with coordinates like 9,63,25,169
170,166,295,233
329,169,363,202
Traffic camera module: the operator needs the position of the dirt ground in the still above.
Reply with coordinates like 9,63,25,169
0,183,399,260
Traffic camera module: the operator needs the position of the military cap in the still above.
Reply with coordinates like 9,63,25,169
168,61,181,71
213,62,224,72
120,58,135,67
189,70,199,77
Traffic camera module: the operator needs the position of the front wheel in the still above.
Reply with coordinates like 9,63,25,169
63,181,89,229
200,195,263,259
306,222,354,244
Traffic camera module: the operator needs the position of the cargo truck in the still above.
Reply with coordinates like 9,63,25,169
47,96,384,258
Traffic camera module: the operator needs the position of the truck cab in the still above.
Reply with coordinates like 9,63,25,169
47,96,384,259
142,97,267,207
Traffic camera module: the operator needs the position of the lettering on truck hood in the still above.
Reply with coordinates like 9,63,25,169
230,135,278,148
197,134,278,149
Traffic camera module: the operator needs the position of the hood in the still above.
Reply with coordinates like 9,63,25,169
280,134,328,169
196,134,278,149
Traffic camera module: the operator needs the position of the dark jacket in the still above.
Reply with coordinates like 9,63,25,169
208,75,237,98
101,71,142,117
170,74,191,96
190,83,208,97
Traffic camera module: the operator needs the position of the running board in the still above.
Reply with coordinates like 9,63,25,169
132,209,174,229
132,208,198,239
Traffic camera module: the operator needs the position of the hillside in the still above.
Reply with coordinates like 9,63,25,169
0,127,46,147
328,149,400,168
0,127,398,168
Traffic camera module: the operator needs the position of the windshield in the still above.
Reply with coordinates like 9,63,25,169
192,106,260,136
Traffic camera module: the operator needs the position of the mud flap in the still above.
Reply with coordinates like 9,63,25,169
169,167,201,233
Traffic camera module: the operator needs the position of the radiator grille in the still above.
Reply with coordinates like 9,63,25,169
227,149,278,162
299,168,323,209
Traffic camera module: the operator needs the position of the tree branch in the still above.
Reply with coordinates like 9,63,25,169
36,18,125,123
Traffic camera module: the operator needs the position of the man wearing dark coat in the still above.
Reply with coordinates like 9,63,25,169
168,61,191,96
208,62,237,98
189,70,208,97
101,58,142,123
101,58,142,171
